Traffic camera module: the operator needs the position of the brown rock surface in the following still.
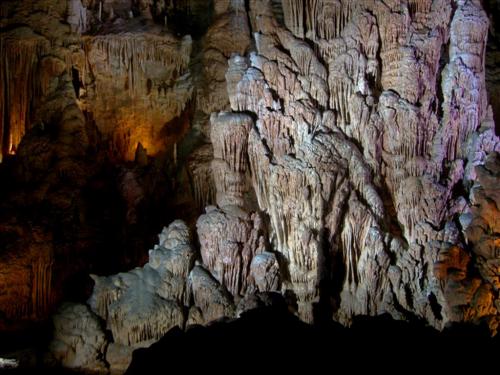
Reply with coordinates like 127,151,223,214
229,0,500,327
1,3,500,372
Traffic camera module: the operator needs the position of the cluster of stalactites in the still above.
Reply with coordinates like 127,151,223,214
86,34,191,95
0,33,46,162
282,0,354,40
210,112,253,208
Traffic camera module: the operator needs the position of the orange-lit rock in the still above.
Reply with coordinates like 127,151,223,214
0,224,54,328
79,30,193,160
1,4,500,373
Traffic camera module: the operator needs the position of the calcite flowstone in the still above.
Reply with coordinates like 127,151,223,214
225,0,500,327
188,265,236,324
197,205,267,298
87,220,195,348
47,303,108,373
250,252,281,293
196,111,273,300
7,2,500,374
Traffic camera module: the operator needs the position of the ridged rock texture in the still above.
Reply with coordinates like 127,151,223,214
46,303,108,373
1,0,500,373
48,221,195,373
236,0,500,328
484,0,500,134
0,0,202,330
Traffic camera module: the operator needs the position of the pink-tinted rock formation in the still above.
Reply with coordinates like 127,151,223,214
228,0,500,328
1,1,500,372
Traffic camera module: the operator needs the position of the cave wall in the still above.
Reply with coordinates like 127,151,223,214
0,0,200,328
484,0,500,134
0,1,500,365
237,0,500,328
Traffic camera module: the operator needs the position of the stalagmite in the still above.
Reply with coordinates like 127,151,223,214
189,265,235,323
3,4,500,374
210,112,253,208
250,252,281,292
87,221,195,348
197,111,273,299
197,207,267,298
187,145,217,209
47,303,108,373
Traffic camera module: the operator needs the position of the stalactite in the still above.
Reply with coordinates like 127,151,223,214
188,145,216,209
282,0,305,38
88,35,190,95
81,32,193,160
67,0,89,34
408,0,432,19
0,32,45,161
31,254,54,318
108,298,184,346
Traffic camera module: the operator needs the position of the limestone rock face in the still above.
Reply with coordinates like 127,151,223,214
79,31,192,160
0,225,54,325
88,220,195,348
220,0,500,328
3,2,500,373
47,303,108,373
188,265,236,324
197,206,266,298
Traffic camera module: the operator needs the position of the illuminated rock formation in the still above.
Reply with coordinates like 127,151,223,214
197,112,274,301
187,144,216,209
2,2,500,373
0,28,48,161
79,31,193,160
88,221,194,348
47,303,108,373
49,220,194,373
188,265,235,324
186,0,252,209
194,0,251,120
229,0,500,328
